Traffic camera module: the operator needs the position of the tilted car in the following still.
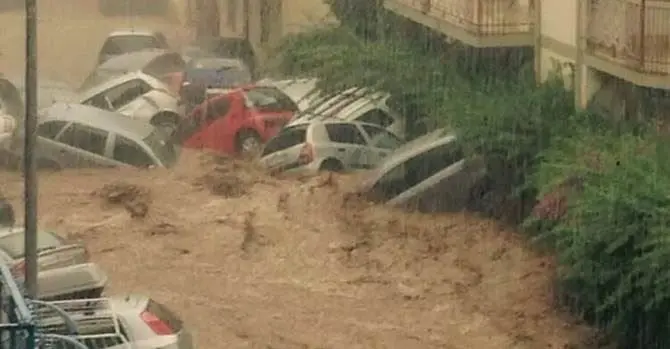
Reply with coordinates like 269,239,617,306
357,129,487,212
179,84,300,156
79,71,184,132
0,227,107,300
7,103,178,169
96,29,169,65
33,295,193,349
289,88,407,139
260,120,404,174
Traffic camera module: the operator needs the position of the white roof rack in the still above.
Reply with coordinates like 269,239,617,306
32,298,129,348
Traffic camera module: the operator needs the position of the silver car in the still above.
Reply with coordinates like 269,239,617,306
33,295,193,349
0,76,77,119
78,71,183,131
96,30,169,65
289,88,407,139
357,129,487,212
8,103,178,169
260,120,403,174
0,227,107,301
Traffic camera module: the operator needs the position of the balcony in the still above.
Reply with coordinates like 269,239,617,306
383,0,534,47
586,0,670,89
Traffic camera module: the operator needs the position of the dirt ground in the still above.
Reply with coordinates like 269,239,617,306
0,1,595,348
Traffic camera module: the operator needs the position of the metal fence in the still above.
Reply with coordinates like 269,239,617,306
393,0,533,36
586,0,670,75
0,264,36,349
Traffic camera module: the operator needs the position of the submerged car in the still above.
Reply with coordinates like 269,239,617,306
183,56,252,89
260,120,403,174
80,50,185,93
357,129,486,212
0,227,107,300
187,36,258,78
34,294,193,349
180,84,299,156
80,71,184,131
96,29,169,65
8,103,178,169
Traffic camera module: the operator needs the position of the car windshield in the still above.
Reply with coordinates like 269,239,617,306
144,129,178,167
0,230,65,259
103,35,162,55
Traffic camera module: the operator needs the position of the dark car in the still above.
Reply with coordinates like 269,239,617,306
183,57,252,89
187,36,258,79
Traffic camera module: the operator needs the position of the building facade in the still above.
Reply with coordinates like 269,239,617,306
384,0,670,110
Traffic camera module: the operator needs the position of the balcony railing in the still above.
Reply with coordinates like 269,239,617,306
391,0,533,36
586,0,670,75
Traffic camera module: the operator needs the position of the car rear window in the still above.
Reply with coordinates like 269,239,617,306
261,125,307,156
102,36,163,55
147,299,183,332
0,230,65,259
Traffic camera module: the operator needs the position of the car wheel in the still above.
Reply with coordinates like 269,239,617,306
319,159,343,172
236,130,262,157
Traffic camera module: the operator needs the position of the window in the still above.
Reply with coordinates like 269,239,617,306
37,120,67,140
370,140,464,201
113,135,154,167
362,125,403,150
261,125,307,156
245,86,299,113
104,79,152,110
101,35,163,56
325,124,366,145
203,96,231,122
57,124,108,155
357,109,395,128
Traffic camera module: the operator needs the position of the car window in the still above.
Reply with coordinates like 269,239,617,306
57,123,109,156
371,140,464,201
37,120,68,140
101,35,163,55
357,109,395,128
324,124,366,145
203,96,231,122
361,124,403,149
245,86,299,113
113,135,155,167
261,125,308,156
104,79,153,110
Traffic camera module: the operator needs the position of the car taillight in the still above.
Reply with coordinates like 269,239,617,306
140,310,174,335
298,143,314,164
11,261,25,278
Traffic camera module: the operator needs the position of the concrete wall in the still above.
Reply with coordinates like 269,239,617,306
537,0,579,88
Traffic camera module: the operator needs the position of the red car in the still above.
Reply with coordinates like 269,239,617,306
181,85,299,155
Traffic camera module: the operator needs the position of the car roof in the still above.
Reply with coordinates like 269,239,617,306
41,102,155,140
108,29,159,37
79,71,164,99
96,49,172,72
299,89,388,120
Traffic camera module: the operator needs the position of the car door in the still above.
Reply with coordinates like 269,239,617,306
184,95,235,153
53,122,117,168
359,124,404,168
355,105,404,139
33,120,70,165
323,123,370,169
111,134,157,168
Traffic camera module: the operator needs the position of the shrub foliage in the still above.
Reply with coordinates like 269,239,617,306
273,1,670,347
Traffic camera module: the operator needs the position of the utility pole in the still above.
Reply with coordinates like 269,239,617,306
23,0,39,299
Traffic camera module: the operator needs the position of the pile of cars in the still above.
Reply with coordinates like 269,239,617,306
0,200,193,349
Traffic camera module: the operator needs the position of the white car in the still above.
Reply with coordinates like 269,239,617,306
0,227,108,300
289,88,407,139
78,71,183,131
260,120,403,174
97,29,169,65
33,295,193,349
